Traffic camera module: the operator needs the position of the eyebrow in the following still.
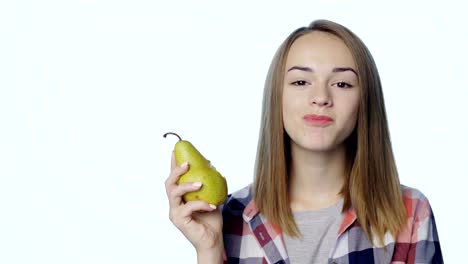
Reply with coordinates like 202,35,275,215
287,66,358,76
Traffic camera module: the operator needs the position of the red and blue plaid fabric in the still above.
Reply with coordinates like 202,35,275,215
221,184,443,264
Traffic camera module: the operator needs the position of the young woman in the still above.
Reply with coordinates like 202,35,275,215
165,19,443,263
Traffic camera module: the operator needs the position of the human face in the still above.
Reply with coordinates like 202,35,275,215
282,31,360,153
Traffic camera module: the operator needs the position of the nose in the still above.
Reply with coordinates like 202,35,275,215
309,83,332,107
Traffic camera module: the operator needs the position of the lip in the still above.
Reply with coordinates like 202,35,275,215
303,114,334,126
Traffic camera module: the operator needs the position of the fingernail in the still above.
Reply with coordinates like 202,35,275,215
180,162,188,168
209,204,216,209
192,182,202,187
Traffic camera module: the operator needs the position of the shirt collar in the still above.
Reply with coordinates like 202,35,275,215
242,199,358,235
338,207,357,235
242,199,259,223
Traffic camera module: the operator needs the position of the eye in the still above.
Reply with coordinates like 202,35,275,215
335,81,353,88
291,80,308,86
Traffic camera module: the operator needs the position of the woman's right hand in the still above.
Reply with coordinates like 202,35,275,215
165,152,224,259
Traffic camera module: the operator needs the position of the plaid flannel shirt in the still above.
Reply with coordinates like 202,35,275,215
221,184,443,264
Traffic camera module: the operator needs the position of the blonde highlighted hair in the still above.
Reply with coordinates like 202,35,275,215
252,19,406,244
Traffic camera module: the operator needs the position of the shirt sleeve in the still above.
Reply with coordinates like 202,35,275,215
407,194,444,264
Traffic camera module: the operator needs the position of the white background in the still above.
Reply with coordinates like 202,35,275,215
1,0,467,263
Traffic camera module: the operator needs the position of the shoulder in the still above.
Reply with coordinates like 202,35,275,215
221,184,270,261
400,184,434,220
399,184,441,245
401,184,430,201
395,187,443,262
220,184,255,239
220,183,254,215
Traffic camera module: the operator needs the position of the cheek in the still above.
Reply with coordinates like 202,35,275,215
342,100,360,129
282,103,293,132
282,94,300,133
282,91,302,114
333,91,358,120
282,93,293,120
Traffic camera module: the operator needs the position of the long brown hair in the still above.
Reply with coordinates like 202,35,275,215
252,19,406,245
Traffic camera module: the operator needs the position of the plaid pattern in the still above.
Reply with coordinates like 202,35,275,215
221,184,443,264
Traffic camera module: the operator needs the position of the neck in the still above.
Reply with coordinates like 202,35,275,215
288,142,347,211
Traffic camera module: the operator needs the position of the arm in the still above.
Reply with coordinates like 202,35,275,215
408,195,443,263
197,245,224,264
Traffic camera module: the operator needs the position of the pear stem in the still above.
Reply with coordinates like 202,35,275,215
163,132,182,141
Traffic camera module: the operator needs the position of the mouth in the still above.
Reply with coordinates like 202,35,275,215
303,114,334,126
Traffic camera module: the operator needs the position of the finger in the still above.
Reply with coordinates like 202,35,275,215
177,201,217,225
170,151,176,171
168,181,203,208
165,162,189,194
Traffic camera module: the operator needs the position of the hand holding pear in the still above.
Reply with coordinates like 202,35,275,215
163,132,228,206
164,137,225,260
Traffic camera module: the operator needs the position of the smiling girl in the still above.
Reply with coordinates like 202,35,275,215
165,19,443,264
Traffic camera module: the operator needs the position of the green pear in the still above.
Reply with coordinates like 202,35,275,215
163,132,228,206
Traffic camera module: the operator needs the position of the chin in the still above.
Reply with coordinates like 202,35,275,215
304,145,336,153
295,140,337,153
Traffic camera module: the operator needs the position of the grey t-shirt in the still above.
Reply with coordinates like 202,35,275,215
283,199,345,264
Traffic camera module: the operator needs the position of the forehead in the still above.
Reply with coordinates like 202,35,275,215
286,31,356,69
